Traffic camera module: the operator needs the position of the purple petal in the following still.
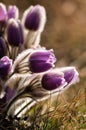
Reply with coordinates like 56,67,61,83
29,50,56,73
0,56,12,78
8,5,19,19
30,51,56,61
29,61,53,73
7,19,24,46
55,67,79,85
64,69,75,83
42,73,65,90
25,6,40,31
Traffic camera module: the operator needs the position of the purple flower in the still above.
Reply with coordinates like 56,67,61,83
63,67,79,85
22,72,66,99
0,3,7,22
7,5,19,19
41,67,79,91
17,67,79,100
29,50,56,73
56,67,79,86
0,56,12,79
64,69,75,83
0,37,7,58
42,73,65,90
23,5,46,31
7,19,24,46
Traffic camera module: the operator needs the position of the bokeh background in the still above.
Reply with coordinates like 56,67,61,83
1,0,86,129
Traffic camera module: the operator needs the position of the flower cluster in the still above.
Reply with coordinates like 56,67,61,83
0,3,79,118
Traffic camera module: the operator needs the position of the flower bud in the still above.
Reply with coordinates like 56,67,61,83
18,72,66,100
55,67,79,86
63,67,79,85
7,19,24,46
17,67,79,101
0,56,12,78
0,37,7,58
0,3,7,22
7,5,19,19
13,49,56,74
64,69,75,83
42,73,65,90
23,5,46,32
29,50,56,73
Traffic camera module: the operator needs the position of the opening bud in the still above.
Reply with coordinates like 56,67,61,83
63,67,79,85
55,67,79,86
29,50,56,73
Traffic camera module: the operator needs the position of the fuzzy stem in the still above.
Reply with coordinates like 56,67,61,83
4,90,24,118
15,99,34,117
